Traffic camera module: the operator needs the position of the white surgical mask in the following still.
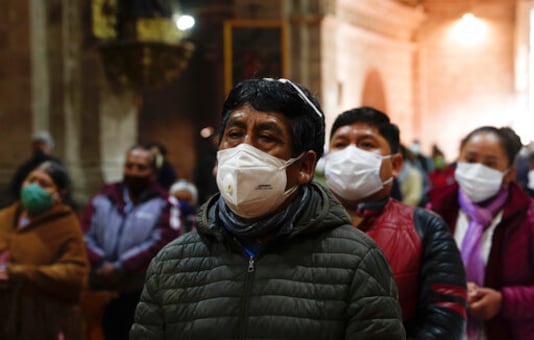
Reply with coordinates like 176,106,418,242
216,143,302,219
324,145,392,202
454,162,506,203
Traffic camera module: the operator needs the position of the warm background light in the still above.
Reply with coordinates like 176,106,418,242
200,126,215,138
175,15,195,31
452,13,487,45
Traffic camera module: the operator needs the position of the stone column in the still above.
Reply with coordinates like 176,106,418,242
62,0,84,200
286,0,324,89
54,0,140,206
0,1,32,203
98,89,139,184
30,0,50,133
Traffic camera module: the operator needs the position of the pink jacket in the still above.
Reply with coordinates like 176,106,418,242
427,182,534,340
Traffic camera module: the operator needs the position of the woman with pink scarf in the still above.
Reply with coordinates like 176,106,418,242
427,126,534,340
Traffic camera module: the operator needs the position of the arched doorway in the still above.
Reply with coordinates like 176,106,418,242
361,69,388,113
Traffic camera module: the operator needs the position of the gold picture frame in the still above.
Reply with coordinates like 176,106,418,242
223,19,288,94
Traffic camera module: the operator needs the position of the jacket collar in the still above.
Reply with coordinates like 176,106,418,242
355,197,390,218
356,197,394,232
103,181,167,212
196,183,352,242
428,181,531,231
9,202,72,231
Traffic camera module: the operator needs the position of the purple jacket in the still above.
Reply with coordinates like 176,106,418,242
81,182,182,275
427,182,534,340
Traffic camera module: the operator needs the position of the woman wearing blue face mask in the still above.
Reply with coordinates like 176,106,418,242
427,126,534,340
0,161,89,340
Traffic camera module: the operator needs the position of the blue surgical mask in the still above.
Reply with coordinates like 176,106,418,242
20,183,54,215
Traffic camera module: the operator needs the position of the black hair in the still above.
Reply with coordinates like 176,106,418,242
219,78,326,159
460,126,523,166
127,144,158,169
330,106,400,153
37,161,71,193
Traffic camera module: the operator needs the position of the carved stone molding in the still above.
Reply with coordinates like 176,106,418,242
337,0,426,41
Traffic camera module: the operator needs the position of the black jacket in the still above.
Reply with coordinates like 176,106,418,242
358,198,466,339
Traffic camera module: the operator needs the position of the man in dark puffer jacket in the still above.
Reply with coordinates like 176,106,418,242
130,78,405,339
324,107,467,339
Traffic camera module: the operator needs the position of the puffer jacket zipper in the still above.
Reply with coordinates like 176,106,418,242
247,255,255,272
240,244,257,340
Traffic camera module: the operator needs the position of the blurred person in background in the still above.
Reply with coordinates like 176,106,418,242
408,139,433,206
169,179,198,232
5,131,63,206
81,144,182,340
427,126,534,340
398,144,424,207
324,106,467,339
0,161,89,339
147,141,178,191
428,144,457,190
409,139,434,175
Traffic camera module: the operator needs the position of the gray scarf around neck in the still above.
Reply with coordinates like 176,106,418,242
217,185,311,240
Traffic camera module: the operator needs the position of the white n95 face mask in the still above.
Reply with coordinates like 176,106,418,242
324,145,392,202
216,143,302,219
454,162,505,203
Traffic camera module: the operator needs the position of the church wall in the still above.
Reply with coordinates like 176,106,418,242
320,0,424,145
417,1,517,160
0,1,32,192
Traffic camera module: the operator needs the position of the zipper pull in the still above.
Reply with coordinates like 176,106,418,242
248,256,255,272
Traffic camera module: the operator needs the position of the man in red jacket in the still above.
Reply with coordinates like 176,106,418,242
324,106,467,339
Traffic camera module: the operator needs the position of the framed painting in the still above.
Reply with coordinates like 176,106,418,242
223,19,287,93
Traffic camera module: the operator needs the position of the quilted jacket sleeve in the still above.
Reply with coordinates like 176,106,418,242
130,255,165,339
346,244,406,339
410,208,467,340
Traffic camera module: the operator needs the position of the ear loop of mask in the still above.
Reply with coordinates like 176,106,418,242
380,153,394,186
280,153,305,196
281,152,305,170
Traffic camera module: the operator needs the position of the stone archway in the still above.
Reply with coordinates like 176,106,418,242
361,69,388,113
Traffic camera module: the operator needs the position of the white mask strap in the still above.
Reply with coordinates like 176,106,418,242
382,177,394,186
282,152,305,169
